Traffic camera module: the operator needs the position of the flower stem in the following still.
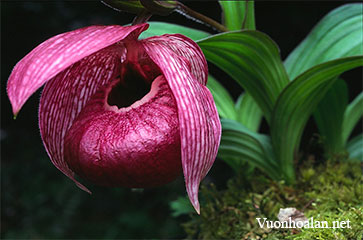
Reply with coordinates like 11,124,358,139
176,2,228,32
132,10,153,25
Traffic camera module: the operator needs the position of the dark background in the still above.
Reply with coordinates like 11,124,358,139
1,1,361,239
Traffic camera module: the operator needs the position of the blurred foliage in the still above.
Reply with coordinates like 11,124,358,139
170,197,194,217
183,159,363,239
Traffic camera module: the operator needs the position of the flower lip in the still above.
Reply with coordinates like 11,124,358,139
64,74,182,188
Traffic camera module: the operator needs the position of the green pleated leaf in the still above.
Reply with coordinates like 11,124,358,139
139,21,210,41
218,119,280,180
235,93,263,132
343,92,363,144
285,3,363,79
314,79,348,154
206,75,237,120
198,30,289,123
219,0,255,30
271,56,363,184
346,134,363,162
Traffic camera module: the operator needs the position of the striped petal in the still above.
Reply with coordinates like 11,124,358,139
7,24,148,115
39,45,124,192
142,35,221,213
143,34,208,85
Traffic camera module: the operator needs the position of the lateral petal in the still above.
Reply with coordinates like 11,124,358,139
142,37,221,213
7,24,148,115
39,44,127,192
143,34,208,85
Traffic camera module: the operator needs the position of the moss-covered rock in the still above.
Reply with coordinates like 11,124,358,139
183,161,362,239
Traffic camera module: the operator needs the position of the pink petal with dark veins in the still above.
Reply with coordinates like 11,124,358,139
39,44,126,192
142,35,221,214
143,34,208,85
7,24,148,115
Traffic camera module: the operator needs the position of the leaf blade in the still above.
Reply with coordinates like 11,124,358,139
346,134,363,162
343,92,363,143
198,30,289,123
206,75,237,120
272,56,363,183
218,119,280,180
235,93,263,132
314,79,348,154
285,3,363,79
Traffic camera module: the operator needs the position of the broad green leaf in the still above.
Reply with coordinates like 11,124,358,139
343,92,363,143
139,21,210,40
219,1,255,30
285,4,363,79
346,134,363,162
235,93,263,132
207,75,237,119
218,119,280,180
271,56,363,184
314,79,348,154
198,31,289,123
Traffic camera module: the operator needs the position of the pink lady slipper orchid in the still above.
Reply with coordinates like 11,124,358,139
7,23,221,213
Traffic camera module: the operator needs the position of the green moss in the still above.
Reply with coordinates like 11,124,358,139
183,161,362,239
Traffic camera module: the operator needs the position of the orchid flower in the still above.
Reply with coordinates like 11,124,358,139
7,23,221,213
